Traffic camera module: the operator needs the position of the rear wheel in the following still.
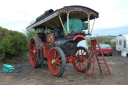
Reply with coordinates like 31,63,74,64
73,47,91,72
48,47,66,77
29,37,42,68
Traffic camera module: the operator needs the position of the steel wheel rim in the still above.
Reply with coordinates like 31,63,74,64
73,48,88,71
48,49,62,75
29,39,37,67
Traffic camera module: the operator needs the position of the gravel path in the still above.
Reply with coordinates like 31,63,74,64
0,50,128,85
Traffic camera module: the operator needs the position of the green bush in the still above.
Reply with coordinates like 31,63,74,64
26,29,35,42
0,27,28,59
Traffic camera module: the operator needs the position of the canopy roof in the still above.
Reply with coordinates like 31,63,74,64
26,5,99,31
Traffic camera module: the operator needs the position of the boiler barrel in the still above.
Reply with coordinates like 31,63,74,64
36,9,54,22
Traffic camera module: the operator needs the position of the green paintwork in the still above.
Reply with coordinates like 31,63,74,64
64,18,88,34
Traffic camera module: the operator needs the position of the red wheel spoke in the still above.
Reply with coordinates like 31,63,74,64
77,62,80,68
32,43,36,49
81,49,82,55
55,64,57,73
82,62,86,67
32,57,36,65
53,65,55,71
51,52,54,59
76,53,80,56
52,62,56,67
57,62,62,66
78,50,80,56
83,58,88,61
80,63,82,69
83,60,87,63
56,55,61,60
54,51,56,58
57,66,60,73
59,64,61,70
82,51,85,56
31,44,34,48
75,61,79,64
55,65,60,73
57,52,60,58
53,51,56,59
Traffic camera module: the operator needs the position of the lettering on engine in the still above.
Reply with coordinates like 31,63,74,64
74,7,82,11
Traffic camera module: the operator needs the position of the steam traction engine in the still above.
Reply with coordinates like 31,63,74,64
26,5,99,76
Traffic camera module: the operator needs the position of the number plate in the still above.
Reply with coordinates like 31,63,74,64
104,52,108,53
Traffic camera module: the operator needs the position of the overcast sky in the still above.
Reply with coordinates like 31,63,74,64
0,0,128,36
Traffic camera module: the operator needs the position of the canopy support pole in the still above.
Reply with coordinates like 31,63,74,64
67,13,70,34
35,29,36,37
59,14,67,35
91,17,96,35
45,26,47,34
88,15,90,34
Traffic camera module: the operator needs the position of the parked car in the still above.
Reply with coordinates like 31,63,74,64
96,44,113,56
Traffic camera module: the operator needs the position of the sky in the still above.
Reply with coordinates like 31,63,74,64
0,0,128,37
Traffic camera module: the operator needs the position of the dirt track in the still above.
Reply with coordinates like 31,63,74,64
0,50,128,85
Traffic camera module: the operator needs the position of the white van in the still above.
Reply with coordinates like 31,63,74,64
116,35,128,54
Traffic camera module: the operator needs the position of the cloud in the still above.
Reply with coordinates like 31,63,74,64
0,0,128,35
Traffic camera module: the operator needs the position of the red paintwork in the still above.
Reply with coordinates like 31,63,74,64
40,43,46,47
46,33,55,43
65,35,74,38
42,46,52,58
40,43,51,58
73,35,86,42
96,44,113,55
66,57,76,63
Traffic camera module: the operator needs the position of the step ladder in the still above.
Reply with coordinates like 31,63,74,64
84,39,111,79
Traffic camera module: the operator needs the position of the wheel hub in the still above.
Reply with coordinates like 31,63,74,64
79,56,84,62
33,50,36,53
51,59,56,64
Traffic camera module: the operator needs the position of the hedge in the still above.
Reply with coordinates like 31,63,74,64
0,27,28,59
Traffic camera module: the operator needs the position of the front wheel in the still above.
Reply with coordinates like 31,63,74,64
73,47,91,72
48,47,66,77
